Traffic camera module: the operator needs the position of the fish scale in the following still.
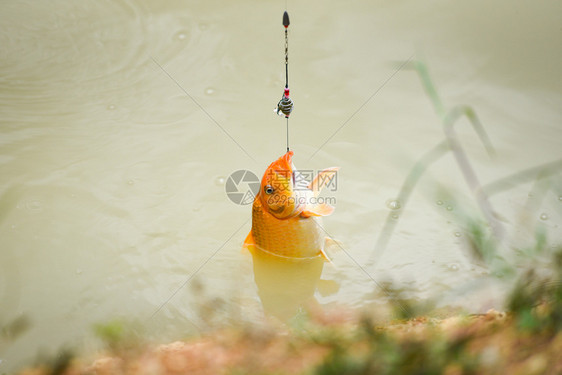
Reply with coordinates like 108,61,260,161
251,196,324,258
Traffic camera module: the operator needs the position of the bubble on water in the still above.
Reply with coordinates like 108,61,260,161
391,214,399,220
107,104,116,110
215,176,226,186
449,263,459,271
127,179,135,185
559,196,562,201
175,31,188,41
205,87,216,95
386,199,401,210
454,232,462,237
436,200,443,206
26,200,42,211
446,206,453,211
76,268,83,275
540,213,548,221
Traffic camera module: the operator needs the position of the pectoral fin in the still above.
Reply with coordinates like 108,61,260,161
301,203,335,218
308,167,339,197
318,247,333,263
323,237,342,260
242,231,255,252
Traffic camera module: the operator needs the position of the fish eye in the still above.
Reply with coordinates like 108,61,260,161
264,185,274,195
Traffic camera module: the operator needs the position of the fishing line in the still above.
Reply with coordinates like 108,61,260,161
286,117,289,153
275,10,293,152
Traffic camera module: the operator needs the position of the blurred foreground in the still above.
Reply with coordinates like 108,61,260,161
16,256,562,375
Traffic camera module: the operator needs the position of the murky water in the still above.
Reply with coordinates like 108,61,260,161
1,0,561,371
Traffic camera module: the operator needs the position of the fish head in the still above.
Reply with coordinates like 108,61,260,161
259,151,302,219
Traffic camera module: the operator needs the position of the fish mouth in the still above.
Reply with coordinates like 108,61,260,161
282,151,294,172
271,151,295,189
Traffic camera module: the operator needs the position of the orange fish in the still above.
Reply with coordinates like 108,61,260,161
243,151,338,260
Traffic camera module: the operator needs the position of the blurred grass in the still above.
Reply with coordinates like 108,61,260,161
311,247,561,375
1,315,31,343
372,60,562,265
92,318,146,357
